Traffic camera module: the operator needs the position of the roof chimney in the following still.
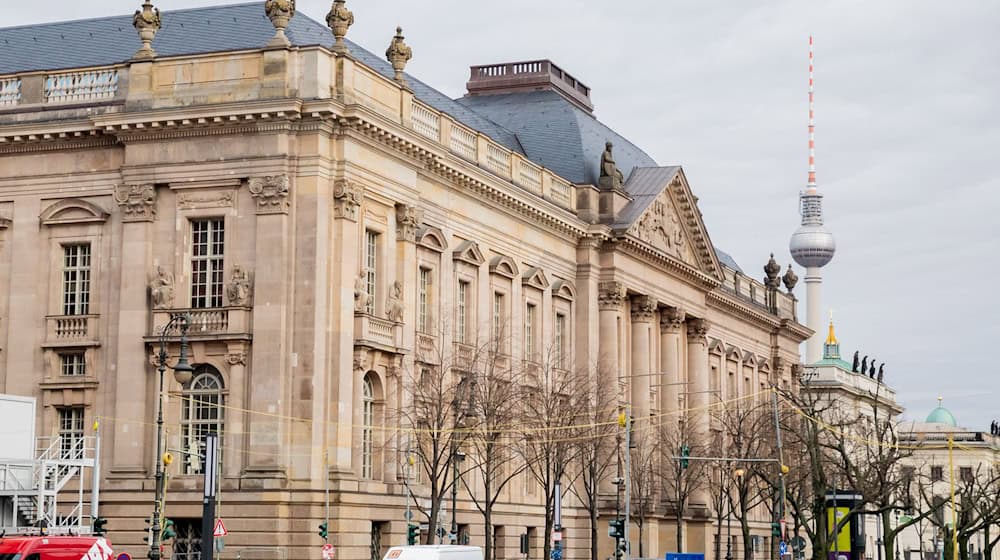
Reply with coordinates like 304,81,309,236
465,60,593,113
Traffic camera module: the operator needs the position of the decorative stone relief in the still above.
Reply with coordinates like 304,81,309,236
264,0,296,47
385,27,413,85
333,179,363,221
395,203,424,242
385,280,404,323
132,1,161,59
226,265,253,307
686,318,709,344
114,184,157,222
226,352,248,366
149,265,175,309
326,0,354,54
597,281,626,310
635,197,689,261
177,190,235,210
659,306,685,332
248,175,290,214
353,268,369,313
630,295,657,322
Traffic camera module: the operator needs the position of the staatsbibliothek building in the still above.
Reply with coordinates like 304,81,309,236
0,3,810,559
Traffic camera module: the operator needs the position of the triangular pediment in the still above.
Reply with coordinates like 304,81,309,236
620,168,722,280
489,255,519,279
522,266,550,291
453,240,485,266
708,338,725,356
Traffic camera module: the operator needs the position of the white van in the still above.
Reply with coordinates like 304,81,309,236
383,545,484,560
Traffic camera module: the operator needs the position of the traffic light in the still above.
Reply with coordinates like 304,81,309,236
92,515,108,536
161,518,177,541
318,521,329,541
771,521,781,537
680,444,690,469
407,523,419,545
608,518,624,539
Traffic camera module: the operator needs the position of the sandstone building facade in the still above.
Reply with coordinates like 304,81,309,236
0,4,809,559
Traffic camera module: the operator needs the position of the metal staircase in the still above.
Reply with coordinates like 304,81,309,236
0,435,97,534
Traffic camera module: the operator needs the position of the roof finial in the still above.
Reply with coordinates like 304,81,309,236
825,311,837,345
132,1,161,60
326,0,354,54
264,0,296,48
385,26,412,86
782,264,799,293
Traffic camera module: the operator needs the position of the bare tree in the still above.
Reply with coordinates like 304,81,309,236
569,367,619,560
919,462,1000,560
520,352,588,560
628,428,658,559
656,418,710,553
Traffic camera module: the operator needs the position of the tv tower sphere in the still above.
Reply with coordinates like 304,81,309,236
789,187,836,268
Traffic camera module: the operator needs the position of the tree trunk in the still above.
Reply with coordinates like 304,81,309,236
590,495,599,560
638,520,645,558
882,511,895,560
676,512,684,554
741,517,752,560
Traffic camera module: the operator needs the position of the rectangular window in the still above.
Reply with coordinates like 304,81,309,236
493,292,505,343
365,231,378,315
930,466,943,481
456,280,469,343
191,219,225,308
555,313,566,368
60,353,86,377
57,407,84,460
418,268,431,333
525,303,536,359
62,244,91,315
960,467,973,482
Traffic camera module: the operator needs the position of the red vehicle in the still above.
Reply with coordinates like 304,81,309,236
0,535,114,560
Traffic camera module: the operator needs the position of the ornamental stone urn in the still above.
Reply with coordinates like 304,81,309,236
385,26,412,85
264,0,296,47
326,0,354,54
132,1,162,59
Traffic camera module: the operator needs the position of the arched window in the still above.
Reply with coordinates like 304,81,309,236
362,374,375,479
181,365,224,475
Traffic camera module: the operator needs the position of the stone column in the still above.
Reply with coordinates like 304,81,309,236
686,317,710,509
245,175,291,478
629,295,656,422
659,306,685,421
111,184,156,474
330,179,364,474
597,281,626,396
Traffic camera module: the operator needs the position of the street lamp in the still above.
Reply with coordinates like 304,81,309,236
149,313,194,560
450,449,465,543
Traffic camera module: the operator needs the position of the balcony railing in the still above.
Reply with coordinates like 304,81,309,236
354,313,402,349
44,69,119,104
0,78,21,107
152,307,251,338
44,315,99,346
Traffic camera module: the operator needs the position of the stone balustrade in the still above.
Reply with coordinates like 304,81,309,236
0,78,20,106
44,69,119,104
151,307,251,339
354,313,402,350
44,314,100,346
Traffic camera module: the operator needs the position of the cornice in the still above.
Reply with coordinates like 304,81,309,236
614,237,720,291
706,291,781,331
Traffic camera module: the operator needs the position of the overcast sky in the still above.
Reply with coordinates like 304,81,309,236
5,1,998,429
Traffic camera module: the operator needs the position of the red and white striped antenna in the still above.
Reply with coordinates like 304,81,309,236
807,35,817,189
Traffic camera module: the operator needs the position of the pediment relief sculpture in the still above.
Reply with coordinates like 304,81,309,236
633,197,695,265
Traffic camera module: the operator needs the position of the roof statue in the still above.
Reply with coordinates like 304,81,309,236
132,1,162,60
782,264,799,293
264,0,296,47
764,253,781,289
385,27,412,86
851,351,859,373
598,142,624,191
876,363,884,383
861,355,868,375
867,357,876,378
326,0,354,54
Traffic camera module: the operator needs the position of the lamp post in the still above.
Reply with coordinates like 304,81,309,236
149,313,194,560
450,448,465,543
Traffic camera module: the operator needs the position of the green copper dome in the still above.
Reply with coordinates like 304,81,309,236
926,404,957,427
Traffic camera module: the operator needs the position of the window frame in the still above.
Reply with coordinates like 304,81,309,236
524,302,537,361
190,218,225,309
456,279,470,344
180,366,225,475
61,243,92,316
57,406,85,460
365,230,379,315
59,352,87,377
362,375,375,480
418,267,432,333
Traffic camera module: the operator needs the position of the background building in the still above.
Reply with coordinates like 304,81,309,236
0,3,809,559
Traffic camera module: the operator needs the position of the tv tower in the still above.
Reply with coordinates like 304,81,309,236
790,36,836,363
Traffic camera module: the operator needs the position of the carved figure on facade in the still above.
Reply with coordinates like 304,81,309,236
598,142,625,191
635,199,686,259
386,281,405,323
782,264,799,293
132,1,161,59
326,0,354,53
248,175,290,214
226,265,253,307
264,0,296,47
385,27,413,85
333,179,364,221
597,281,626,310
354,268,369,313
395,203,424,242
114,184,157,222
149,265,175,309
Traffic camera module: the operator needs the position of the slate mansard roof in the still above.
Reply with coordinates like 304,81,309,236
0,2,743,271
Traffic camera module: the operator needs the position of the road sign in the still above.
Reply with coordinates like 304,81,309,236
791,536,806,551
322,543,335,560
213,518,228,537
779,541,789,556
552,531,562,542
404,510,413,521
117,554,133,560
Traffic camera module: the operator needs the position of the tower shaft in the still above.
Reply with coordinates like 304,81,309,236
805,267,823,363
